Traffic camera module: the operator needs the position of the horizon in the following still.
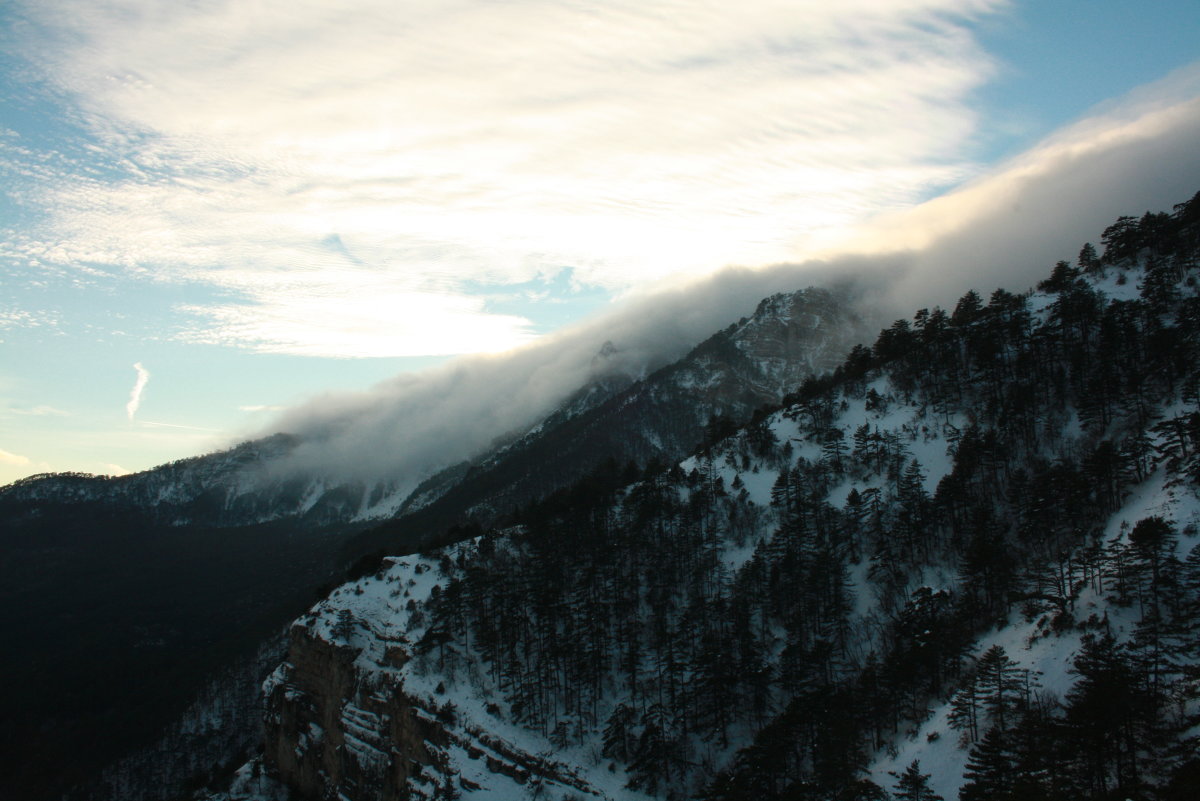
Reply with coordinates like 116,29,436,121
3,0,1200,485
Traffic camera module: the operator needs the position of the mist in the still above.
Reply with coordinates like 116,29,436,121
259,75,1200,494
260,258,883,489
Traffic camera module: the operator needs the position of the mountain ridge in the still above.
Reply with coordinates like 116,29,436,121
197,191,1200,801
0,280,874,801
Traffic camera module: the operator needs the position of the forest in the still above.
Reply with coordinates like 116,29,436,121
385,192,1200,800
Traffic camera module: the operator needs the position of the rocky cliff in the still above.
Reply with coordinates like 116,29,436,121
260,556,615,800
264,625,444,801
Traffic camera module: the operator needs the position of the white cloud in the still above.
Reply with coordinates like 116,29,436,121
0,308,62,331
6,0,1009,357
8,405,71,417
125,361,149,420
175,277,537,358
0,447,31,467
839,63,1200,310
259,72,1200,487
139,420,219,432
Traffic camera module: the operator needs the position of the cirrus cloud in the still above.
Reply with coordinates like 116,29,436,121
4,0,1009,357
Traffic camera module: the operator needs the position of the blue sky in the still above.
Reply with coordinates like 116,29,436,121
1,0,1199,484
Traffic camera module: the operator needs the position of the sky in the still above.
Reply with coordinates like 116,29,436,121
2,0,1200,486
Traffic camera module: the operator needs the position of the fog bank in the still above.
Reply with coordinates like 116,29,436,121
260,74,1200,490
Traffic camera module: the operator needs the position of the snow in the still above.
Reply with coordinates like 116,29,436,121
261,356,1200,801
737,465,780,507
276,545,661,800
217,254,1200,801
1092,265,1145,303
866,464,1200,801
296,480,327,515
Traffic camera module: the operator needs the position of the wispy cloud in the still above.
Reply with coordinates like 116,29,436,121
8,405,70,417
125,361,149,421
239,405,289,413
0,447,32,467
260,74,1200,487
139,420,219,432
5,0,1009,357
0,309,62,331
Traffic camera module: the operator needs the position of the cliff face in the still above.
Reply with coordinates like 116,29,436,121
260,559,611,801
264,625,445,801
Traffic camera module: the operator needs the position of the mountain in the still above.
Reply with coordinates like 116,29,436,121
0,432,384,529
194,192,1200,801
356,285,872,554
2,286,869,534
0,284,871,800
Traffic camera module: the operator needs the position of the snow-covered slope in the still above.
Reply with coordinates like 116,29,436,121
216,204,1200,801
28,194,1200,801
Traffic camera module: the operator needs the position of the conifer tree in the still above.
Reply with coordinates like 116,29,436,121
959,727,1013,801
891,760,942,801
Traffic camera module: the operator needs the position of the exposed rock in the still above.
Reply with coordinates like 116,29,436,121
263,614,608,801
264,625,446,801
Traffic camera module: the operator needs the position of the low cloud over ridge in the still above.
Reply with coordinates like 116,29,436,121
259,72,1200,490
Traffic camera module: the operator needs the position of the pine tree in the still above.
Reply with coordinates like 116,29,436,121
952,290,983,327
1064,632,1147,797
975,645,1027,734
948,680,980,743
821,427,847,474
959,727,1013,801
626,703,681,795
891,760,943,801
602,702,636,763
1078,242,1102,273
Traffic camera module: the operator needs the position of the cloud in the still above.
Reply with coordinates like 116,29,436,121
139,420,219,432
125,361,149,421
845,62,1200,311
5,0,1008,357
253,69,1200,491
0,447,32,467
239,405,289,413
0,308,62,331
9,405,70,417
175,283,537,358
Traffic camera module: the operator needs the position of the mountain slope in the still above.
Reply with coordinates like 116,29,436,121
1,284,871,801
214,193,1200,801
356,285,872,553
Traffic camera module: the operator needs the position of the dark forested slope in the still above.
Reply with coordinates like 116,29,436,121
229,191,1200,801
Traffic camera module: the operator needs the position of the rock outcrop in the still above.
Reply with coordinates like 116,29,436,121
262,580,607,801
264,625,447,801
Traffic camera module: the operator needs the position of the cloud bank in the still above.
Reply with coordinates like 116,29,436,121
259,71,1200,488
851,63,1200,311
5,0,1007,357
